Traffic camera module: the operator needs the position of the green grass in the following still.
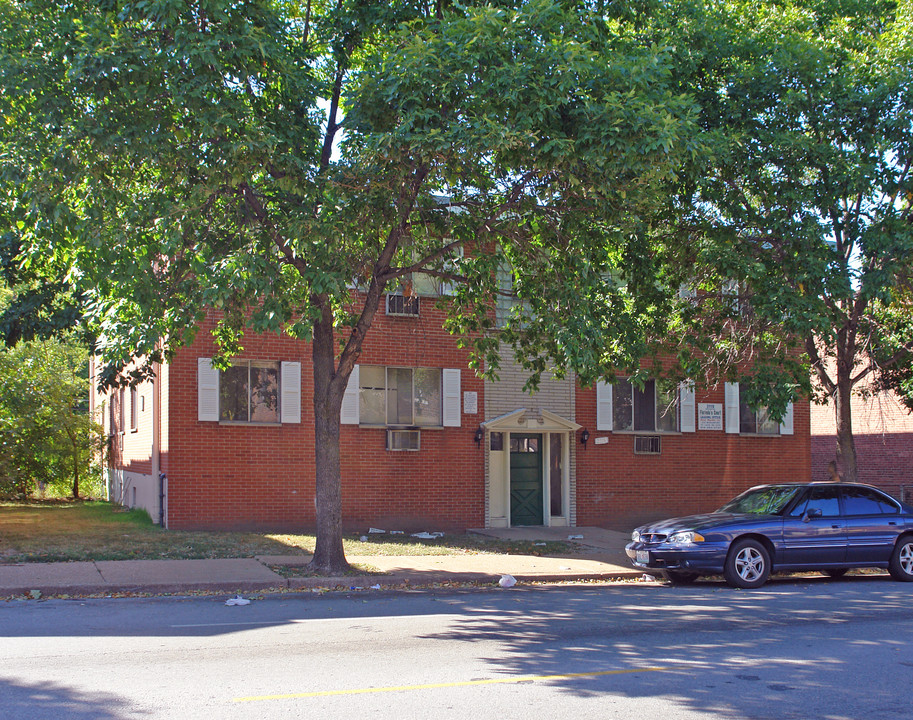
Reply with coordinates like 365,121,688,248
0,500,572,564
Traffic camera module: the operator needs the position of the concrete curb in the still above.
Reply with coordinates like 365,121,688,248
1,554,642,599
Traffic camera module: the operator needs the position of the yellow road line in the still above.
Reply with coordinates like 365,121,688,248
233,666,680,703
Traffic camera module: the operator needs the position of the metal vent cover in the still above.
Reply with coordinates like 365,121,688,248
386,294,420,317
634,435,661,455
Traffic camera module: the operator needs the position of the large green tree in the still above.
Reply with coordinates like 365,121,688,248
653,0,913,482
1,0,697,571
0,328,102,499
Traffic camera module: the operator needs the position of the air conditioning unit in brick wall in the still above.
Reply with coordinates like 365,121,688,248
386,294,420,317
387,429,420,451
633,435,661,455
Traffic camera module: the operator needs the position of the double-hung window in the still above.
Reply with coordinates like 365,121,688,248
359,366,443,427
219,361,280,423
198,358,301,425
739,402,779,435
724,382,793,436
341,365,461,428
596,378,695,433
129,387,138,431
612,378,679,433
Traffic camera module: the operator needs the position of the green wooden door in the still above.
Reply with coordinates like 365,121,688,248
510,434,543,526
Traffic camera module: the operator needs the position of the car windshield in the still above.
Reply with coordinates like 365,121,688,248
717,486,803,516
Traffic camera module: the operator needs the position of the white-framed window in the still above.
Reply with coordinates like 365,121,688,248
612,378,679,433
739,402,779,435
722,278,741,313
596,379,695,433
411,244,463,297
359,366,443,427
724,382,793,436
197,358,301,425
341,365,461,427
129,387,138,432
219,360,280,423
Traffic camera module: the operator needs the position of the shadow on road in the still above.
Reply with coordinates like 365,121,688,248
0,677,140,719
416,575,913,719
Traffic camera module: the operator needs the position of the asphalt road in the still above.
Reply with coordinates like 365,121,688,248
1,575,912,719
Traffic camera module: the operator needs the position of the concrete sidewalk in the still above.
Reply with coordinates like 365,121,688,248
0,527,640,598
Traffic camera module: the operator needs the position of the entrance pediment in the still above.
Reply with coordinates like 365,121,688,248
482,408,580,433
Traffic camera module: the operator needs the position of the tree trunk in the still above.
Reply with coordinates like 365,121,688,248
308,312,352,574
834,372,858,484
68,428,80,499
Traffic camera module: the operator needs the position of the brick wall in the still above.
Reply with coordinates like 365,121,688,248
106,304,816,532
164,306,485,531
810,388,913,501
574,382,812,530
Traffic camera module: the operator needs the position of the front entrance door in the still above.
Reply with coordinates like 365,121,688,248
510,434,543,526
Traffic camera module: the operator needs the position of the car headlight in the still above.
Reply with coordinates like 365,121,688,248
667,531,705,545
631,530,641,543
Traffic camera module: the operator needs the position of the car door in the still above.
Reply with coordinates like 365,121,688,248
841,486,904,564
780,486,847,567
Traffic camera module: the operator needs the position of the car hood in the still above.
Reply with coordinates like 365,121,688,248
637,512,767,535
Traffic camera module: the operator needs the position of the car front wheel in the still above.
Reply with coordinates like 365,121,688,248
888,537,913,582
724,539,771,589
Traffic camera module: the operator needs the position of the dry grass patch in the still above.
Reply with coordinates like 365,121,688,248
0,501,311,563
0,501,573,563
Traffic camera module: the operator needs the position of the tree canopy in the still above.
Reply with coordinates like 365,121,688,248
0,323,102,499
1,0,699,570
650,0,913,481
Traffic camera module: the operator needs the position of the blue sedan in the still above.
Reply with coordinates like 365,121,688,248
625,482,913,588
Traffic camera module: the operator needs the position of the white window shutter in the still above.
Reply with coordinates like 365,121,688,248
724,382,740,434
340,364,360,425
596,381,613,431
679,381,696,433
198,358,219,422
780,402,794,435
442,368,461,427
280,362,301,424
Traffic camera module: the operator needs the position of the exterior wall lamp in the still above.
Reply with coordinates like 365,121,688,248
580,428,590,449
474,426,484,446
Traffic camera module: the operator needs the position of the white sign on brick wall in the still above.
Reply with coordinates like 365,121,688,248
463,391,478,415
698,403,723,431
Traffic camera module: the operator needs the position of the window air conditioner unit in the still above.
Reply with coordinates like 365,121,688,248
634,435,661,455
386,293,420,317
387,429,421,451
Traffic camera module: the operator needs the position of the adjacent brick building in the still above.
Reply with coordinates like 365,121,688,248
95,300,811,532
811,385,913,504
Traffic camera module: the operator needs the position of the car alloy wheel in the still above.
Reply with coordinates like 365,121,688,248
889,537,913,582
724,538,771,589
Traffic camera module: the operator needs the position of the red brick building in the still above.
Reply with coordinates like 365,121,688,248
811,385,913,504
95,302,811,532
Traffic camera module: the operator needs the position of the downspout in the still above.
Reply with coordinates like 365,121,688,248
151,361,165,527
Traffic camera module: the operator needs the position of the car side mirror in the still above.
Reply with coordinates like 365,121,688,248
802,508,823,522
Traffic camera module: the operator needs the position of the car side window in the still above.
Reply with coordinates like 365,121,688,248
842,487,900,515
791,486,841,517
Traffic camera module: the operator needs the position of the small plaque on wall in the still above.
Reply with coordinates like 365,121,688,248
463,391,478,415
698,403,724,431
